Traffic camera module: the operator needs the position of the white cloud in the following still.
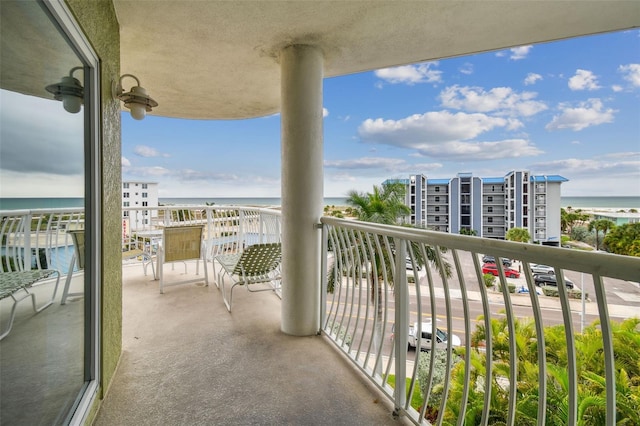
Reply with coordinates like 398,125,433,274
612,85,623,92
545,98,616,131
0,89,84,176
439,85,547,117
0,170,83,197
510,45,533,60
324,157,443,174
375,62,442,85
357,111,542,160
618,63,640,88
530,157,640,196
323,108,329,117
133,145,170,158
568,69,601,91
121,156,131,167
459,63,474,75
603,151,640,159
324,157,405,170
524,73,542,85
359,110,511,145
415,139,542,160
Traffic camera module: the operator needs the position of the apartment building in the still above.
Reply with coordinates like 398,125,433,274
385,171,567,245
122,181,159,232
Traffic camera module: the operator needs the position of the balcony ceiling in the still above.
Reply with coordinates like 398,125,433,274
112,1,640,120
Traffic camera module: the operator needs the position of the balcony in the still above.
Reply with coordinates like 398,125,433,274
1,206,639,425
91,261,400,425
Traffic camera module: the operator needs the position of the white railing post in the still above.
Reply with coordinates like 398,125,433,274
23,213,32,271
393,238,408,411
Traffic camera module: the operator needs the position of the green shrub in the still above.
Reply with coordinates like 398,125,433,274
498,283,516,293
541,286,588,300
417,350,461,418
329,323,352,347
483,273,496,288
386,375,423,412
570,225,590,242
568,288,587,299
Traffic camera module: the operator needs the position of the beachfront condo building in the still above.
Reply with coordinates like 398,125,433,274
122,181,159,231
385,171,568,246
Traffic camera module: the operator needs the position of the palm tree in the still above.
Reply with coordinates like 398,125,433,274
346,182,410,225
505,227,531,243
340,182,451,376
588,219,616,250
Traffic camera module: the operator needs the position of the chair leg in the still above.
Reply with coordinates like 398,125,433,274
222,281,238,312
34,272,61,312
0,292,24,341
157,249,164,294
201,253,209,286
61,254,76,305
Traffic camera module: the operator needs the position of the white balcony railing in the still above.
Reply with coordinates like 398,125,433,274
320,216,639,426
2,206,638,426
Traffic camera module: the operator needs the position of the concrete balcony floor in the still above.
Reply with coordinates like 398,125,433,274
94,261,405,425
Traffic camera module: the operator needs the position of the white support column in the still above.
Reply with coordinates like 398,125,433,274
280,44,323,336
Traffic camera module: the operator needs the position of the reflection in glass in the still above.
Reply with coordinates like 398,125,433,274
1,1,86,424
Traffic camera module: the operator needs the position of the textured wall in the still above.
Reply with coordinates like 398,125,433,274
65,0,122,422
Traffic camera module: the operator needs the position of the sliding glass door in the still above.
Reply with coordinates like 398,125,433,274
0,1,99,423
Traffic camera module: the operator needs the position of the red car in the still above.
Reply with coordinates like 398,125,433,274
482,263,520,278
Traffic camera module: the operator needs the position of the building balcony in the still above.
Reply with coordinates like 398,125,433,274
91,262,400,425
1,205,639,425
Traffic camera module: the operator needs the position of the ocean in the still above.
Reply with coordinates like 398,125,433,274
1,196,638,210
560,196,639,209
158,197,350,207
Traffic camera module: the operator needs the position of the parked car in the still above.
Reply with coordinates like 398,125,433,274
534,274,574,289
408,321,461,351
529,264,554,275
482,263,521,278
481,255,512,267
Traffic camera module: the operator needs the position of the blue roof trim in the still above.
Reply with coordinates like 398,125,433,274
482,177,504,184
531,175,569,183
427,179,450,184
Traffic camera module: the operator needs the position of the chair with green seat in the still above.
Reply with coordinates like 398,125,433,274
156,225,208,294
215,242,281,312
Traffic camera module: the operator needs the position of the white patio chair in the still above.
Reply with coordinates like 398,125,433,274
215,242,281,312
0,269,61,340
122,232,156,278
156,225,208,294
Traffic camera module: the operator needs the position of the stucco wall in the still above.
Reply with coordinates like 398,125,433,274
65,0,122,421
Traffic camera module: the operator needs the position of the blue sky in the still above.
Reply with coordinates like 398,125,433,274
118,29,636,198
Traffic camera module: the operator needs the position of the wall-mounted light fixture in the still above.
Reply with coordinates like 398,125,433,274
112,74,158,120
45,66,84,113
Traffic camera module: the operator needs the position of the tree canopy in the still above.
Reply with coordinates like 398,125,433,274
588,219,617,250
505,227,531,243
603,222,640,257
346,181,410,225
441,317,640,425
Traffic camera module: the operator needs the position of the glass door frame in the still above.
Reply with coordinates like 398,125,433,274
42,1,102,424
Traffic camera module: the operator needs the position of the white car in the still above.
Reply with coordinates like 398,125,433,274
530,264,555,275
408,321,461,351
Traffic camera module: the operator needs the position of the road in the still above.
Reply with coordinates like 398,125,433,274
327,251,638,353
